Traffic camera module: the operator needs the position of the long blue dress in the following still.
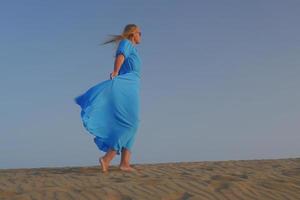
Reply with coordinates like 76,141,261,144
74,39,142,155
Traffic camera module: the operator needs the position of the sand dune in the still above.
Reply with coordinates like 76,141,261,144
0,157,300,200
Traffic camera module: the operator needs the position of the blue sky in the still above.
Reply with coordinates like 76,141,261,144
0,0,299,169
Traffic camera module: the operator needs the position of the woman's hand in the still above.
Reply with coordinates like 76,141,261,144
111,54,124,80
110,71,118,80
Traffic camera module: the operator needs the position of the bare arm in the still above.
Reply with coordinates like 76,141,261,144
110,54,125,79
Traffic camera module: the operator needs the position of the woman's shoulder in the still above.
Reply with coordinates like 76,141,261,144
119,38,134,47
116,38,135,58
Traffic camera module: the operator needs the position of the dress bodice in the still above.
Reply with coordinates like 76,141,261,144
115,39,142,78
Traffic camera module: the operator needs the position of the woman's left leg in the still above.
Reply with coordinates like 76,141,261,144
100,148,117,172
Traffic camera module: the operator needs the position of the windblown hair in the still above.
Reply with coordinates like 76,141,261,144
100,24,139,46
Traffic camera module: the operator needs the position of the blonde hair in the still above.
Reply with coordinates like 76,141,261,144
100,24,139,46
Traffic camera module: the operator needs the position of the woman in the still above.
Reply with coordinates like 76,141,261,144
74,24,142,173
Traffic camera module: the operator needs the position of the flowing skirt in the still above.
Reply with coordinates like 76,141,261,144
74,72,141,155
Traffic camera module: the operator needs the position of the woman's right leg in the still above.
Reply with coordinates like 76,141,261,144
119,148,137,172
120,147,131,167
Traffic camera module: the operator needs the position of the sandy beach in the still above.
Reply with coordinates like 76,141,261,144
0,157,299,200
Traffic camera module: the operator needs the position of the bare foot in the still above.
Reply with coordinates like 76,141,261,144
99,157,108,173
119,165,137,172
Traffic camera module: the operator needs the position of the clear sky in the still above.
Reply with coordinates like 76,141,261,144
0,0,299,169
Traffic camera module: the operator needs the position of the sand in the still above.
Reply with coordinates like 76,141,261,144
0,157,300,200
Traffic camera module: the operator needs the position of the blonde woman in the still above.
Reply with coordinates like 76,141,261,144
74,24,142,173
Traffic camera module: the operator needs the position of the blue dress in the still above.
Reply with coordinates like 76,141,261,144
74,39,142,155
